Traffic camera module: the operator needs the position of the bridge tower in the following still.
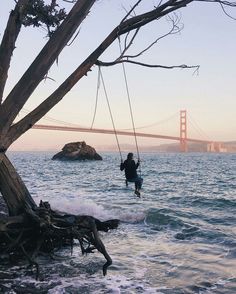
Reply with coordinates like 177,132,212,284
180,110,187,152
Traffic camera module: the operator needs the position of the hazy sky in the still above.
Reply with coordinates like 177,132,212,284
1,0,236,151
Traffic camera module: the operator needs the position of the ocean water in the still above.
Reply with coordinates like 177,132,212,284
1,151,236,293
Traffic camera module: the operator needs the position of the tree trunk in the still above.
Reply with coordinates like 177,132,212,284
0,152,37,216
0,0,96,137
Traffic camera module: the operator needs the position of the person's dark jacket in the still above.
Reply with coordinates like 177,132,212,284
120,159,139,180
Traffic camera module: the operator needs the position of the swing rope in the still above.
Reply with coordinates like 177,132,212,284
99,66,123,161
90,66,101,130
118,37,141,174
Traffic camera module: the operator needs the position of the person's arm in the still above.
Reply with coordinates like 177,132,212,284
135,160,140,169
120,160,125,171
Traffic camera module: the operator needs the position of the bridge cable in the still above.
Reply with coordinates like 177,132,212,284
118,37,141,174
188,113,212,141
99,66,123,161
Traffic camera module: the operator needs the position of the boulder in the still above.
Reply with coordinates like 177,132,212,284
52,141,102,161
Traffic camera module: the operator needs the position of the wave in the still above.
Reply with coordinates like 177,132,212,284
143,207,233,243
47,198,116,221
144,208,186,230
42,197,146,224
191,197,236,210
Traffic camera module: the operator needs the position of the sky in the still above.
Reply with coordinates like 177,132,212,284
1,0,236,151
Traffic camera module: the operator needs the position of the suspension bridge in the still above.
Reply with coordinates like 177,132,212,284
31,110,225,152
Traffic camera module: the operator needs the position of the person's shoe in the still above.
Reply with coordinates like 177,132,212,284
135,189,141,197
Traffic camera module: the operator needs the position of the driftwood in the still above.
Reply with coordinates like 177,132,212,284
0,200,119,279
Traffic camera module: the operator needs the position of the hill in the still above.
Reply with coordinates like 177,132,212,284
97,141,236,153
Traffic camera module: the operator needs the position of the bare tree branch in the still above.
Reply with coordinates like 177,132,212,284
0,0,96,138
219,1,236,18
96,59,200,70
112,13,183,66
118,0,192,35
0,0,29,104
120,0,143,23
118,28,140,59
197,0,236,6
124,31,131,50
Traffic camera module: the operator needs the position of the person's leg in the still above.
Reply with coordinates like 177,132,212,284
134,179,141,197
138,177,143,190
127,178,141,197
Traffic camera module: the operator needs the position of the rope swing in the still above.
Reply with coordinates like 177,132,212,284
91,45,142,176
91,66,123,161
118,37,142,175
90,66,101,130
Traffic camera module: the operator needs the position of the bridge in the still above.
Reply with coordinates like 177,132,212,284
31,110,225,152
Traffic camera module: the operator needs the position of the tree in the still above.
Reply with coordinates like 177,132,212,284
0,0,235,278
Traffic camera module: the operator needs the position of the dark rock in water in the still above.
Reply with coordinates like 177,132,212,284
52,141,102,161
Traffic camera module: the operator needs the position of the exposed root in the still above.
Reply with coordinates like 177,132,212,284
0,200,119,278
20,244,39,280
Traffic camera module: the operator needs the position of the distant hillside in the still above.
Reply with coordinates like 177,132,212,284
143,141,236,153
139,143,209,152
97,141,236,153
224,141,236,153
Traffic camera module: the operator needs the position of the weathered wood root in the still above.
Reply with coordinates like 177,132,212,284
0,200,119,278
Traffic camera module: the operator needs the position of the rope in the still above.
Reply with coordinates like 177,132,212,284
99,67,123,161
118,37,141,174
90,66,101,129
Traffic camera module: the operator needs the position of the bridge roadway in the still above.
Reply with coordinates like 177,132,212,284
32,124,213,144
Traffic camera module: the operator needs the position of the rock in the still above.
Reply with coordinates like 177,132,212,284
52,141,102,161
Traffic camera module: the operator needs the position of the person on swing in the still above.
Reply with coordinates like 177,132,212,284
120,152,143,197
